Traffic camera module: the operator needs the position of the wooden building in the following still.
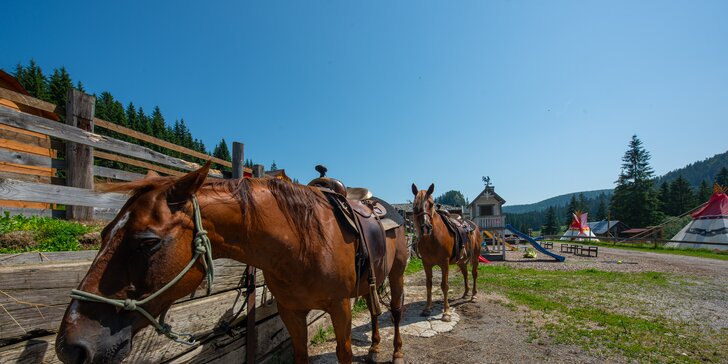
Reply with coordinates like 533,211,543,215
468,185,506,234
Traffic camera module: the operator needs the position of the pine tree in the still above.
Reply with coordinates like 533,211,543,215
126,102,138,131
270,161,278,171
75,81,86,92
697,180,712,202
137,107,153,136
47,67,73,118
610,135,663,227
577,192,588,213
150,106,167,140
716,167,728,187
595,195,608,220
542,206,559,235
667,176,696,216
213,139,232,170
15,60,49,101
658,181,670,215
434,190,467,206
565,194,577,225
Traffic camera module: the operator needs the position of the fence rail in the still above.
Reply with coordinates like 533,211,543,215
541,235,728,248
0,85,261,220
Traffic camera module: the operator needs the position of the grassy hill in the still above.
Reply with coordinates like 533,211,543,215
503,189,613,214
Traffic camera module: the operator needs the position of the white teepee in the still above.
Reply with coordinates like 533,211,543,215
666,185,728,251
560,211,599,241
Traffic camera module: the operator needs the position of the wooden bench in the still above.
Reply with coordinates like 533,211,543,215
560,243,580,254
576,245,599,257
542,241,554,249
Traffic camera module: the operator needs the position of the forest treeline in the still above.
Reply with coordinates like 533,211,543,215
8,60,256,172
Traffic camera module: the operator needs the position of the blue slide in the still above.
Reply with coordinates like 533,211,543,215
505,224,566,262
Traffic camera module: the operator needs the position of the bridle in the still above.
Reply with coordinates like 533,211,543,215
70,195,215,345
413,204,433,236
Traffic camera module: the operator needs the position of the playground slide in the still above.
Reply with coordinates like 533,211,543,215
482,230,518,251
505,224,566,262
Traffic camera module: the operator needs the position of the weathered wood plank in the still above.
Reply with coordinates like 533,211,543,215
0,138,54,157
0,124,51,148
0,170,51,184
94,119,236,169
0,178,127,209
0,106,218,177
232,142,244,179
0,250,99,265
0,162,53,177
0,149,51,168
0,206,52,217
0,256,263,342
93,165,145,181
0,289,278,364
94,150,185,177
0,87,59,115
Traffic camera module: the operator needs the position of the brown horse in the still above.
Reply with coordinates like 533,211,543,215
55,163,409,364
411,183,481,322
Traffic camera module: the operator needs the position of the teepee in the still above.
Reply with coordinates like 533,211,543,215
560,211,599,241
666,184,728,251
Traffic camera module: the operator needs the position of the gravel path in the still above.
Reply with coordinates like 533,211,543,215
309,246,728,363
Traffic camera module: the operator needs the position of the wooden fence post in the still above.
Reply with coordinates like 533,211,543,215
232,142,244,179
252,164,264,178
65,89,96,220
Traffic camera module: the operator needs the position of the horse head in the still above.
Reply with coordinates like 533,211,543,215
56,163,212,364
411,183,435,236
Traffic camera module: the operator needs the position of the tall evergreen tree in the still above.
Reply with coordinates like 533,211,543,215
577,192,588,213
667,176,696,216
14,60,49,101
610,135,663,227
270,161,278,171
595,195,608,220
658,181,670,215
126,102,138,130
716,167,728,187
542,206,559,235
434,190,467,206
565,194,578,225
697,180,712,202
137,107,153,136
47,67,73,117
150,106,167,140
212,139,232,170
76,81,86,92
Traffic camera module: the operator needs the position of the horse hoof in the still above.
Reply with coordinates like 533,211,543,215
367,350,381,363
441,314,452,322
393,357,405,364
471,295,478,301
420,309,431,317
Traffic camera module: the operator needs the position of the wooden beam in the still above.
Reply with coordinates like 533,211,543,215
0,149,52,168
92,165,146,181
94,150,185,177
65,89,96,220
0,124,51,148
0,178,127,209
0,106,219,177
0,87,59,115
94,118,235,169
232,141,244,179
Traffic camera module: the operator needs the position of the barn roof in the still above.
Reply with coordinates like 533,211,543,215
467,186,506,207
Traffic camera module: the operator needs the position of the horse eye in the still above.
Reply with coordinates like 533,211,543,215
138,238,160,248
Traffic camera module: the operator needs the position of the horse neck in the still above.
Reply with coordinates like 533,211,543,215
197,184,292,270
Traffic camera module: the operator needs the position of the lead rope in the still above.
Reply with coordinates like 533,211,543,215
70,195,214,345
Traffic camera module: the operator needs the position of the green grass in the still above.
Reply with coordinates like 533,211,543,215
310,326,335,345
0,213,100,254
546,239,728,261
405,257,424,275
468,265,726,363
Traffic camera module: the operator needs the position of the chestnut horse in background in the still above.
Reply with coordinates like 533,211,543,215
55,162,409,364
411,183,481,322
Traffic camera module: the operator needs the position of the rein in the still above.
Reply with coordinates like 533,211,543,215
70,195,214,345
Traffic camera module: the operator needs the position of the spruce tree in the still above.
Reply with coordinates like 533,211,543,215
668,176,696,215
270,161,278,171
126,102,138,131
577,192,588,213
609,135,663,227
565,194,577,225
716,167,728,187
76,81,86,92
697,180,712,202
542,206,559,235
47,67,73,117
213,139,232,170
595,195,608,220
15,60,49,100
150,106,167,140
658,181,670,215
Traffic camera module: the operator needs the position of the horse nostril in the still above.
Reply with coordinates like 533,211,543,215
59,342,92,364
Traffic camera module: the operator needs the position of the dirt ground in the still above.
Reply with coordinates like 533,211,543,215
308,246,728,363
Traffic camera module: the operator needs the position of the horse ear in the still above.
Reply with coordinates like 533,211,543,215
145,170,160,179
411,183,418,196
168,161,211,202
426,183,435,197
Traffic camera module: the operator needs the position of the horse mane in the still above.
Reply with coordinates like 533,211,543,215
100,176,328,248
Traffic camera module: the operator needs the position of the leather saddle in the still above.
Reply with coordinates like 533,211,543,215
308,165,404,301
436,209,476,263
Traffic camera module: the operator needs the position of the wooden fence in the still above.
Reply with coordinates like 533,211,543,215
0,86,331,361
0,85,258,219
0,251,332,363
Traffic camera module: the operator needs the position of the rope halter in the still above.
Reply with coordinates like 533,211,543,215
70,195,214,345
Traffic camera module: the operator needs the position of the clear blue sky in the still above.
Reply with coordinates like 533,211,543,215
3,1,727,205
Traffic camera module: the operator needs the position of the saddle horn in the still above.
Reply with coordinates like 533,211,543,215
315,165,328,178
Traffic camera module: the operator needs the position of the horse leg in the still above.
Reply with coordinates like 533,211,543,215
277,306,310,364
389,260,406,364
441,262,452,322
470,244,479,300
328,298,353,364
458,262,469,299
421,263,434,316
363,294,381,361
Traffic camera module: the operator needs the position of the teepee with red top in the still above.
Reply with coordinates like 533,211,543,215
667,184,728,251
560,211,599,241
